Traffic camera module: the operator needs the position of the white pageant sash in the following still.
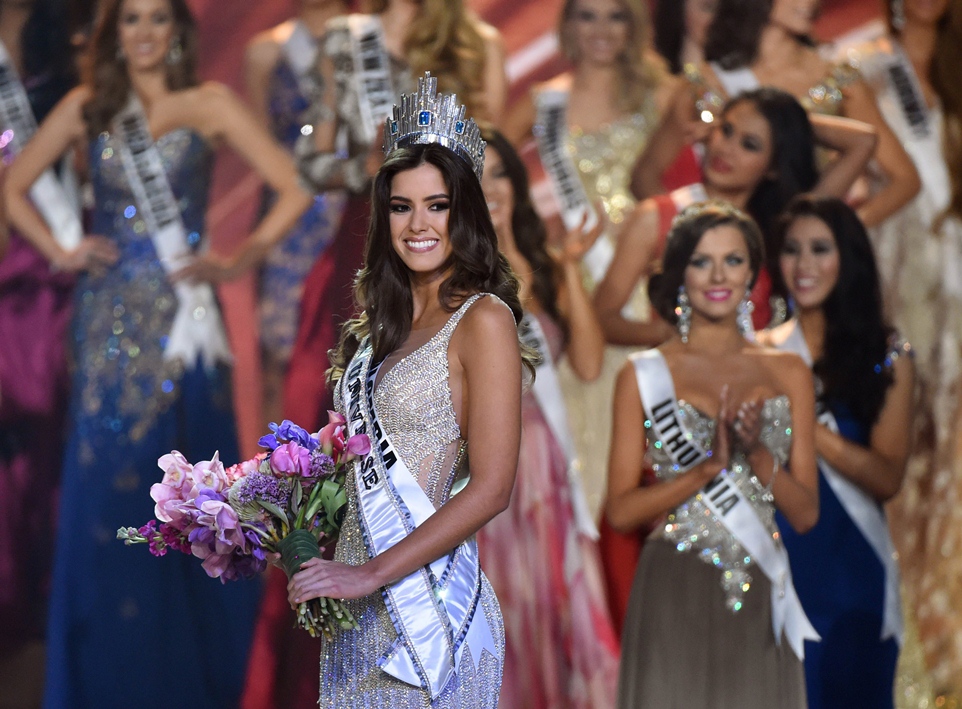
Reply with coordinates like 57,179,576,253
883,43,930,140
112,97,231,368
348,14,396,145
709,63,761,98
282,20,321,101
518,312,597,539
773,320,904,645
342,336,498,699
0,41,82,250
631,349,820,659
533,90,610,282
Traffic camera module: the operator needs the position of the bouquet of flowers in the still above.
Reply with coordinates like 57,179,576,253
117,413,369,639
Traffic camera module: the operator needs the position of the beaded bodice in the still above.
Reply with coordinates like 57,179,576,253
647,395,793,612
267,54,317,148
568,99,657,228
369,295,493,508
73,129,213,449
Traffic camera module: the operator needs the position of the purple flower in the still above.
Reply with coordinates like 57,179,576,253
272,420,319,451
270,441,312,477
309,451,336,478
234,473,292,507
258,433,279,451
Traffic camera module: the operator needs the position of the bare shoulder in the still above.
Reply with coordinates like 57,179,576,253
749,345,813,391
58,86,93,117
538,73,574,94
245,23,286,69
458,295,518,342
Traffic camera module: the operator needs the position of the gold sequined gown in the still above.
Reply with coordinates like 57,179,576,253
618,395,806,707
323,295,504,707
541,89,660,519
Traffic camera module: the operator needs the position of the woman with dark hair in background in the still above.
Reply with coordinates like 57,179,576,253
653,0,717,74
0,0,77,701
837,4,962,697
287,76,523,707
503,0,675,526
637,0,919,227
761,195,915,708
4,0,313,705
243,0,347,432
607,201,818,706
592,89,873,628
476,130,619,708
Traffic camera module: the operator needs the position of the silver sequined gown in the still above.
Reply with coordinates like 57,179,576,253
617,396,807,708
322,295,505,707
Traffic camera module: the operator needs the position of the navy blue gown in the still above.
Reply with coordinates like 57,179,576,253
777,399,898,709
43,128,261,709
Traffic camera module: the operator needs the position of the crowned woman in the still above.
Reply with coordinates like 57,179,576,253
286,74,529,707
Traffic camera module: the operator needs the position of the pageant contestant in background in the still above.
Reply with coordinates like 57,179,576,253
287,75,524,708
0,0,76,693
244,0,347,430
593,89,873,627
4,0,312,705
840,3,962,697
760,196,913,708
476,130,619,709
283,0,505,434
653,0,717,74
640,0,919,227
504,0,674,518
607,202,818,706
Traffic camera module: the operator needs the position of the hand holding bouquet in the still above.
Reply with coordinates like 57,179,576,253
118,413,369,639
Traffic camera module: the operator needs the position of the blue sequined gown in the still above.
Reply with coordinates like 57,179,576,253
258,53,345,364
777,399,899,708
43,129,261,709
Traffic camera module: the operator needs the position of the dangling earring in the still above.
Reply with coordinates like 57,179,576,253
737,288,755,339
675,287,692,344
166,37,183,65
890,0,906,31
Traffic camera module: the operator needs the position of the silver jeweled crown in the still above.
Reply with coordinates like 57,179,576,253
382,72,486,182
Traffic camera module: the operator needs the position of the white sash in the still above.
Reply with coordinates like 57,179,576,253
631,349,820,659
533,90,610,282
0,41,82,251
882,43,930,140
518,312,597,539
348,15,396,145
112,97,231,369
670,182,709,213
773,320,904,645
709,62,761,98
281,20,320,101
342,337,498,699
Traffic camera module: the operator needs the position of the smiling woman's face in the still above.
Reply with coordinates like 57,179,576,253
389,162,453,279
683,224,754,322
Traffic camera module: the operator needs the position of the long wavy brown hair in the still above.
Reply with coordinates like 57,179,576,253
929,2,962,224
82,0,199,135
558,0,666,113
329,143,533,382
369,0,489,120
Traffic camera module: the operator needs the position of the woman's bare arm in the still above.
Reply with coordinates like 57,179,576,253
809,112,878,199
816,353,914,502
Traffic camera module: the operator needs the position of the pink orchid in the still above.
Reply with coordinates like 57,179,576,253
318,411,347,458
158,451,193,490
198,499,246,552
190,452,228,494
201,553,233,579
344,434,372,461
270,441,312,477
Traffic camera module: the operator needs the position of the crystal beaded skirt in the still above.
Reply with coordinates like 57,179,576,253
617,538,806,708
319,473,504,707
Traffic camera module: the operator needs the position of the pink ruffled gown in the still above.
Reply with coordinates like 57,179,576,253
477,311,620,709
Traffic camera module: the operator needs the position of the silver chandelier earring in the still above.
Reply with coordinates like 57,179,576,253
166,37,183,65
891,0,906,31
675,286,692,343
737,288,755,339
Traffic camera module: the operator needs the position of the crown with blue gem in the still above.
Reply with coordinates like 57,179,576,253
383,72,486,182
